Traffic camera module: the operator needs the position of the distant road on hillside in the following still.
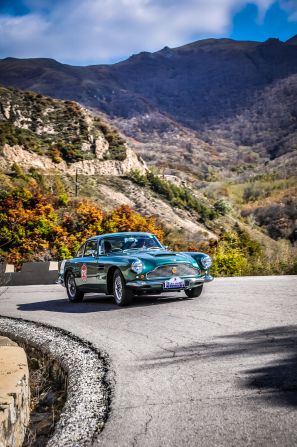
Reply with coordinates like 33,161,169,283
0,276,296,446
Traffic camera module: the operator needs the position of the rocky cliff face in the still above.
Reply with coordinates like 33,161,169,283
0,144,145,176
0,87,146,175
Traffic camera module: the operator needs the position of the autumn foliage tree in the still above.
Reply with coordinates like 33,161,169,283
103,205,164,240
0,187,164,265
0,185,57,264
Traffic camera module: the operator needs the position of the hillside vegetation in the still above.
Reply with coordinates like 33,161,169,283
0,82,296,276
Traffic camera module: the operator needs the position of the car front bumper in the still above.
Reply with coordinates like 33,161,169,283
126,275,214,291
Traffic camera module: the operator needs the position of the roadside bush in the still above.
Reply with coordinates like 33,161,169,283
170,226,264,277
211,246,249,276
209,229,255,276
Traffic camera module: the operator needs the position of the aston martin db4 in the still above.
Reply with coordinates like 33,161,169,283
58,232,213,306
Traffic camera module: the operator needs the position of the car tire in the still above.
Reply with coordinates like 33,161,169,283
184,284,203,298
113,269,133,306
66,272,84,303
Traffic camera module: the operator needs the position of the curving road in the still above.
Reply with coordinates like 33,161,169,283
1,276,297,446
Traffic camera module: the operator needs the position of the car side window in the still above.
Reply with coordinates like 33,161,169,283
84,240,98,257
99,239,111,255
99,238,122,254
76,243,85,258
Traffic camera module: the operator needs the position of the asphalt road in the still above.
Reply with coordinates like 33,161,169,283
1,276,297,447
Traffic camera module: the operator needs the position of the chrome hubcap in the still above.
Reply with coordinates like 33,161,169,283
114,275,123,302
68,276,76,298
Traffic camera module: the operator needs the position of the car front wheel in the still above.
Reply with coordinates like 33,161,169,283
185,284,203,298
113,269,133,306
66,272,84,303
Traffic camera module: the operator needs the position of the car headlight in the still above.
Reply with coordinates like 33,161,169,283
131,260,143,274
201,255,212,269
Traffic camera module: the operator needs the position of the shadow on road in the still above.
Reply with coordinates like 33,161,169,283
17,294,184,313
139,326,297,408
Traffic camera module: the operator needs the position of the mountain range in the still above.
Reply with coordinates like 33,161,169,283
1,35,297,177
0,35,297,250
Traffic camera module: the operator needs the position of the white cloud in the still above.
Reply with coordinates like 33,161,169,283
0,0,277,64
280,0,297,22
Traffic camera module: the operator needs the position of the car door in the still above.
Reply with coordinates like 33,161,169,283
71,242,86,288
95,238,115,292
79,239,101,291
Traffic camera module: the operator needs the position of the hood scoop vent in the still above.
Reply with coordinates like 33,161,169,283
154,252,178,257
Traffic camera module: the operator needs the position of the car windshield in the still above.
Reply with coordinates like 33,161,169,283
100,234,163,254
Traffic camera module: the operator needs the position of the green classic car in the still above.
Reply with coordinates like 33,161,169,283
58,232,213,306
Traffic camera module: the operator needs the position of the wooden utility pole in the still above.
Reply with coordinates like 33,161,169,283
75,169,78,197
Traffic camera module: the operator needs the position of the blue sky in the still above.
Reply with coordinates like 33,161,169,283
0,0,296,65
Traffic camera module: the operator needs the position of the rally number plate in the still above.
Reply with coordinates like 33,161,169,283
164,277,185,289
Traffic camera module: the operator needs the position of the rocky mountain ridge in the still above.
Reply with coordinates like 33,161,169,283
1,35,297,176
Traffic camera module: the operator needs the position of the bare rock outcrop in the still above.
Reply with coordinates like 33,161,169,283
1,144,146,176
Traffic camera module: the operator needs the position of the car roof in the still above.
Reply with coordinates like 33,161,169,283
88,232,154,241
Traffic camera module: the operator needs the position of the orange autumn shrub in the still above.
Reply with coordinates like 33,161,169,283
0,187,57,264
103,205,164,242
0,188,164,264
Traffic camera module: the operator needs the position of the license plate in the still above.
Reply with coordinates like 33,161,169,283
164,277,185,289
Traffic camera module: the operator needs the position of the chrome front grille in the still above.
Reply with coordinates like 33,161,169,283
146,264,199,279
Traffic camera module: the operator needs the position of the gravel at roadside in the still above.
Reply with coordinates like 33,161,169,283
0,316,110,447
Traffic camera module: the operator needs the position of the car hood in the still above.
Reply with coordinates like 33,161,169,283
123,249,198,270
